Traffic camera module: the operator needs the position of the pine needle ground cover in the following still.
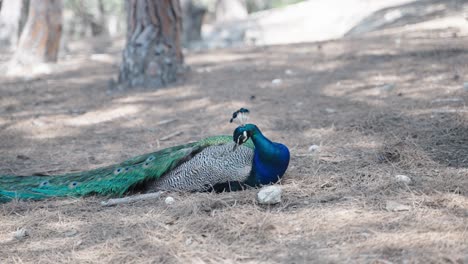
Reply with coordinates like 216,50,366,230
1,29,467,263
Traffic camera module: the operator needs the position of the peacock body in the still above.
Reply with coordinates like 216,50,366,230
0,109,290,203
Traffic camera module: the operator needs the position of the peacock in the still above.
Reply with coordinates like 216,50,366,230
0,108,290,203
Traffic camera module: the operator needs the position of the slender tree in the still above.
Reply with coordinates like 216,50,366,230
13,0,62,65
180,0,206,45
0,0,29,48
215,0,247,22
118,0,184,88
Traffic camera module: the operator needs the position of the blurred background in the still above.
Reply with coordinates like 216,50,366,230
1,0,467,66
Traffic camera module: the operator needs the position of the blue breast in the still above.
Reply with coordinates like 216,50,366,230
252,143,290,185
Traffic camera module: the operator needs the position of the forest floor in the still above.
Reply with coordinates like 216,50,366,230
1,26,468,263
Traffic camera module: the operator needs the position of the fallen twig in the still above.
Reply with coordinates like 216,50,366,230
160,131,183,141
101,192,164,206
157,119,177,126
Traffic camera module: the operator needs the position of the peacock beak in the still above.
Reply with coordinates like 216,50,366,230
233,143,239,152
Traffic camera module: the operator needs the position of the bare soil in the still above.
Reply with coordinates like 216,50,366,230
1,28,467,263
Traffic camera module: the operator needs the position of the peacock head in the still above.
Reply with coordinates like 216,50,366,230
230,108,253,151
233,126,252,148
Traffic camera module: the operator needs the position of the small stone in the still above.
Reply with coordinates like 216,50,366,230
385,200,410,212
463,82,468,92
68,109,86,116
32,120,46,127
395,174,412,185
308,145,320,152
165,196,175,205
257,185,282,205
14,228,29,240
16,154,30,160
185,237,192,246
431,98,464,105
64,230,78,237
325,108,336,114
380,83,395,92
271,79,282,85
395,38,401,47
285,69,294,75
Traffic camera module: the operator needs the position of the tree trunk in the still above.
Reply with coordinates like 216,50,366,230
215,0,247,23
0,0,29,49
118,0,184,88
13,0,62,65
70,0,109,37
181,0,206,45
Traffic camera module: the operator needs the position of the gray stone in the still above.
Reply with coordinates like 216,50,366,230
13,228,29,240
308,144,320,152
165,196,175,205
463,82,468,92
257,185,282,205
385,200,410,212
395,174,412,184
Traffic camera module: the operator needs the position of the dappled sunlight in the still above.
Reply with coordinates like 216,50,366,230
186,51,263,66
115,86,197,103
65,105,142,126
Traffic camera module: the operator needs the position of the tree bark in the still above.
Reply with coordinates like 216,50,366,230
0,0,29,49
181,0,206,45
215,0,247,23
13,0,62,65
118,0,184,88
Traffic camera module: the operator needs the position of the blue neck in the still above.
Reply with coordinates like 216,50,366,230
244,124,290,186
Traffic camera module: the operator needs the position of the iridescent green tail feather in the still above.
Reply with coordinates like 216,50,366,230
0,135,237,203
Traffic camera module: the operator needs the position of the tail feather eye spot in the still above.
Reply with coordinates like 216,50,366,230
146,156,155,162
68,181,80,189
114,168,123,175
39,181,50,188
143,162,150,168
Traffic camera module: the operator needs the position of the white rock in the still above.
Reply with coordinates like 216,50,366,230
14,228,29,240
308,144,320,152
257,185,282,205
380,83,395,92
285,69,295,75
395,174,412,184
463,82,468,92
271,79,282,85
385,200,410,212
165,196,175,205
325,108,336,113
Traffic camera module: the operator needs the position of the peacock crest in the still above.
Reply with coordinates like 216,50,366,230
230,108,250,125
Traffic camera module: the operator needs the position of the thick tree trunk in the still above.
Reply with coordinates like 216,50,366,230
13,0,62,65
118,0,184,88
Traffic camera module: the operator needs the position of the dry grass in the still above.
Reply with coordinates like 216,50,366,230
1,27,468,263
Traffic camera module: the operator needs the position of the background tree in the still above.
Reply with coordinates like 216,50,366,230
181,0,206,45
0,0,29,49
118,0,184,88
215,0,247,22
12,0,62,65
64,0,109,38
